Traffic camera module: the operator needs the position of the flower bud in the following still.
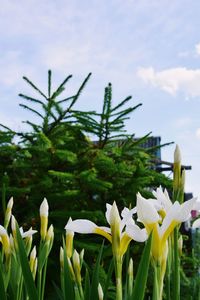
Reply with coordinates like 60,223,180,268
46,225,54,243
174,145,181,164
11,215,16,234
178,235,183,256
128,258,133,295
98,283,104,300
173,145,182,201
33,258,38,280
4,197,13,229
110,202,121,257
72,250,81,284
65,218,74,258
40,198,49,240
30,246,37,273
60,247,64,269
80,249,84,267
0,225,11,256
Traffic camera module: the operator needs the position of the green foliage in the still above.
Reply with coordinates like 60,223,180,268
0,71,171,223
0,71,172,297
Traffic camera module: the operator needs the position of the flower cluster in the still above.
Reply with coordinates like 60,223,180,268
65,185,198,300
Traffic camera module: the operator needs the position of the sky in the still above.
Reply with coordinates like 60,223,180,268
0,0,200,196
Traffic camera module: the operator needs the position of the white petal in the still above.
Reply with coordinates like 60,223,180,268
110,202,121,227
121,207,137,220
120,207,137,231
160,201,180,236
126,218,136,226
65,217,74,234
40,198,49,217
30,246,37,259
65,219,97,234
11,215,16,231
148,199,163,211
192,218,200,229
176,198,197,222
136,193,160,224
22,229,37,238
98,226,111,233
98,283,104,300
7,197,14,209
19,227,24,235
174,145,181,163
191,198,200,211
153,187,172,211
126,224,148,242
105,203,112,224
0,225,7,236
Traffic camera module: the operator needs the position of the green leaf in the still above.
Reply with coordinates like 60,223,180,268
131,234,152,300
89,241,104,300
0,260,7,300
38,242,49,271
62,240,75,300
103,258,114,300
52,281,64,300
16,225,38,300
84,269,90,300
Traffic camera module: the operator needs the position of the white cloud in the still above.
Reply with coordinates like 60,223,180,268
137,66,200,97
195,43,200,56
174,117,193,128
178,51,190,58
196,128,200,139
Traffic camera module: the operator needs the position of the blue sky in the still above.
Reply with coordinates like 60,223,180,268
1,0,200,195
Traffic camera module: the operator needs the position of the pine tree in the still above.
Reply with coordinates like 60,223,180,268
0,71,172,229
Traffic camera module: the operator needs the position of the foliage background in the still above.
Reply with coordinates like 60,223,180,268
0,72,173,298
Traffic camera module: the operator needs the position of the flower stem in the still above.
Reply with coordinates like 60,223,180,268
173,227,180,300
114,256,122,300
153,262,164,300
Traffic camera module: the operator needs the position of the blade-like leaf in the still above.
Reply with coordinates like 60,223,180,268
63,246,75,300
89,241,104,300
0,261,7,300
84,268,90,300
16,225,38,300
131,234,152,300
103,258,114,300
52,281,64,300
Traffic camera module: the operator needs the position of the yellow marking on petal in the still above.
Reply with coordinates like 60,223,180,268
158,209,166,221
144,222,157,235
161,220,178,245
119,233,132,257
1,234,11,255
66,231,74,258
151,223,162,261
94,228,112,243
40,215,48,240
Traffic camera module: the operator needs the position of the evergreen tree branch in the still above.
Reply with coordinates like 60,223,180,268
22,121,42,132
23,76,48,100
51,75,72,99
0,123,15,133
46,73,92,134
19,104,44,119
67,72,92,111
18,94,44,106
57,95,75,104
110,96,132,112
48,70,51,98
